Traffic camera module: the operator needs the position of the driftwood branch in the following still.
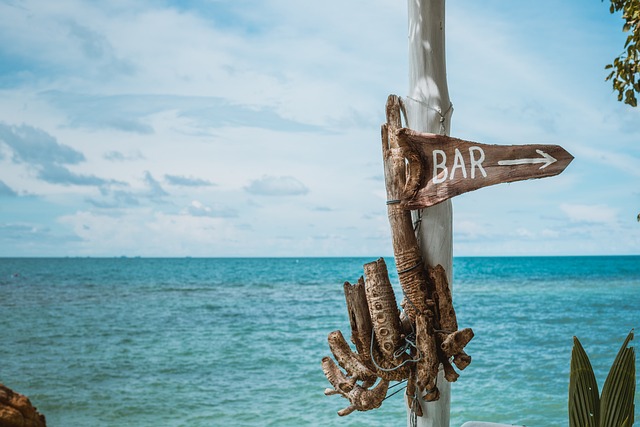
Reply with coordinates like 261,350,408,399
382,96,432,321
415,313,440,401
344,278,373,359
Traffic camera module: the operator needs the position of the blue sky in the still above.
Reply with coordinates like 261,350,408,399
0,0,638,257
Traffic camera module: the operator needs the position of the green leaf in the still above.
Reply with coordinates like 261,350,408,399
625,34,634,48
569,336,600,427
599,330,635,427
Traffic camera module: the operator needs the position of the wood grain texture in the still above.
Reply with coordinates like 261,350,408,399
382,96,433,321
344,278,373,360
397,129,574,209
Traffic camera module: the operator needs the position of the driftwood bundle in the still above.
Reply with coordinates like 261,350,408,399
322,95,473,417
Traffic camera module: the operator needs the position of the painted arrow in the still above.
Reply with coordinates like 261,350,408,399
498,149,557,169
395,128,574,209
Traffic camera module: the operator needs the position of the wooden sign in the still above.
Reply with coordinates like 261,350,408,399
396,128,574,209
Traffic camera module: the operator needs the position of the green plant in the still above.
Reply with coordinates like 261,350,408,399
604,0,640,107
569,330,636,427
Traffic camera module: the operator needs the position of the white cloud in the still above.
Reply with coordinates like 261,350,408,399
541,228,559,239
571,145,640,178
164,174,214,187
0,122,112,187
244,175,309,196
103,150,145,162
560,203,618,224
0,180,17,197
514,228,535,239
183,200,236,218
454,220,490,241
0,0,638,256
57,209,234,256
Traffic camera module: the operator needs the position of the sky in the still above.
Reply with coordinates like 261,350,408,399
0,0,638,257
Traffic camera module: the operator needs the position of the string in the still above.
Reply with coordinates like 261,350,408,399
404,96,454,136
369,328,421,373
409,404,418,427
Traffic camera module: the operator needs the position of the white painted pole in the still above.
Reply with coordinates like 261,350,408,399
405,1,453,426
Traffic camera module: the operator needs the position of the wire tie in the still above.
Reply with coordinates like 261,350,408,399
383,384,408,401
386,199,401,205
388,379,408,390
398,261,422,275
370,329,421,372
401,289,424,317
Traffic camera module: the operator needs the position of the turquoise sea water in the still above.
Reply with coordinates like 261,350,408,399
0,256,638,426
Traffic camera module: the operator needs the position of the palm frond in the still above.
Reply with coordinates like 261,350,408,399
599,330,635,427
569,336,600,427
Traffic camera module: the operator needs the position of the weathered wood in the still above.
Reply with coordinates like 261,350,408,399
440,328,474,358
322,355,391,417
327,330,377,382
383,96,448,415
344,278,374,360
382,96,432,321
0,384,47,427
322,356,356,395
453,351,472,371
428,263,473,375
440,353,459,383
405,370,424,417
322,98,471,419
361,258,413,380
383,96,475,414
363,258,404,359
396,129,574,209
428,264,457,332
415,313,440,401
337,379,390,417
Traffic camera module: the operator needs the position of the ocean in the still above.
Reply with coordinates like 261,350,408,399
0,256,638,426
